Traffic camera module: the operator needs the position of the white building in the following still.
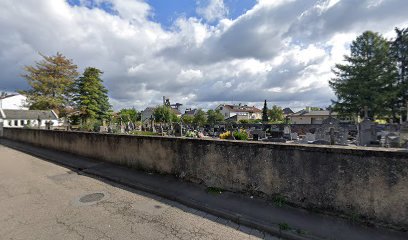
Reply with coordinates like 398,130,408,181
215,104,262,120
0,94,28,110
0,109,59,128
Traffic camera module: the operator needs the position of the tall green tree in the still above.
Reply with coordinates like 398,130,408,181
181,115,194,124
117,108,140,123
391,27,408,120
206,109,224,125
74,67,111,123
193,109,207,126
268,105,284,122
20,52,79,114
262,100,269,122
154,105,176,123
329,31,398,119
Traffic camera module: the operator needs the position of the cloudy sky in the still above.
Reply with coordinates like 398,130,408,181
1,0,407,111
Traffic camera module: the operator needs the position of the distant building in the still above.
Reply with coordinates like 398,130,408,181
183,108,199,117
141,106,182,124
141,107,156,123
0,94,28,110
289,110,336,124
0,109,59,128
215,104,262,120
289,107,353,124
282,107,294,116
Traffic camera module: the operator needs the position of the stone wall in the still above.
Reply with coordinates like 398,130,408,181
3,128,408,229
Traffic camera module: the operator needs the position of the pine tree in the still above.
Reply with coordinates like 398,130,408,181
329,31,398,119
262,100,269,122
20,52,79,114
74,67,111,123
391,27,408,121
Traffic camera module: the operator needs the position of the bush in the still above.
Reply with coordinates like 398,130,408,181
219,131,232,139
233,129,248,140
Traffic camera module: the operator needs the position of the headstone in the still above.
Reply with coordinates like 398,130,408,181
250,129,266,139
290,132,299,140
305,133,316,142
253,133,259,141
358,119,377,146
315,117,348,145
400,123,408,148
386,133,400,148
99,126,108,133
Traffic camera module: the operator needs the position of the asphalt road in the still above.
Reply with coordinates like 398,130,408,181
0,145,277,240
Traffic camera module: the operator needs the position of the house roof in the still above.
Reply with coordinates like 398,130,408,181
291,110,338,117
0,94,19,100
221,104,262,113
282,107,294,115
1,110,58,120
184,108,198,116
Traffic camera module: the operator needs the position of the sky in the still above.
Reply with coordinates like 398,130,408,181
0,0,407,111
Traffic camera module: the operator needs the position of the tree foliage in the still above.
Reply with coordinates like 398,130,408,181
181,114,194,124
193,109,207,126
329,31,398,119
74,67,111,122
391,27,408,120
262,100,269,122
154,105,176,123
20,52,79,114
117,108,140,123
268,105,284,122
206,109,224,125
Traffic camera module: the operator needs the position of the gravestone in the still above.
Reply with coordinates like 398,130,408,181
290,132,299,140
400,123,408,148
270,125,284,138
358,119,377,146
99,126,108,133
305,132,316,142
386,133,400,148
250,129,266,139
283,125,291,139
315,117,348,145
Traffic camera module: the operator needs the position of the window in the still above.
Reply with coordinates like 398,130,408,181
20,120,24,125
14,120,18,126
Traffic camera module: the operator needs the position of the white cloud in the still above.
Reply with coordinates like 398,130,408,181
0,0,407,111
196,0,228,22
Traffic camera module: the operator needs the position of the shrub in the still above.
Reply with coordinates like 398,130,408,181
219,131,232,139
233,129,248,140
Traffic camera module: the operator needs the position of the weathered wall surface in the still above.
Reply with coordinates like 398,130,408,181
3,128,408,229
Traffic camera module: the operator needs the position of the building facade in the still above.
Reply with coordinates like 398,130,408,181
215,104,262,120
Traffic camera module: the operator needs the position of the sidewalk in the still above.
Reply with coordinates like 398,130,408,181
1,139,406,240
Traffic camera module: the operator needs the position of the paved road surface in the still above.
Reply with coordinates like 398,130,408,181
0,145,277,240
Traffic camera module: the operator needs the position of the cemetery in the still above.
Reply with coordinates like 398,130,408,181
91,111,408,149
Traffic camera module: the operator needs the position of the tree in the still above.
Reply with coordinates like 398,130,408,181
20,52,79,114
391,27,408,120
181,115,194,124
207,109,224,125
268,105,284,122
262,100,269,122
118,108,140,124
329,31,398,119
154,105,176,123
193,109,207,126
74,67,112,123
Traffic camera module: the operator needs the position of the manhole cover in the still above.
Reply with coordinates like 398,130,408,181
79,193,105,203
73,191,109,206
